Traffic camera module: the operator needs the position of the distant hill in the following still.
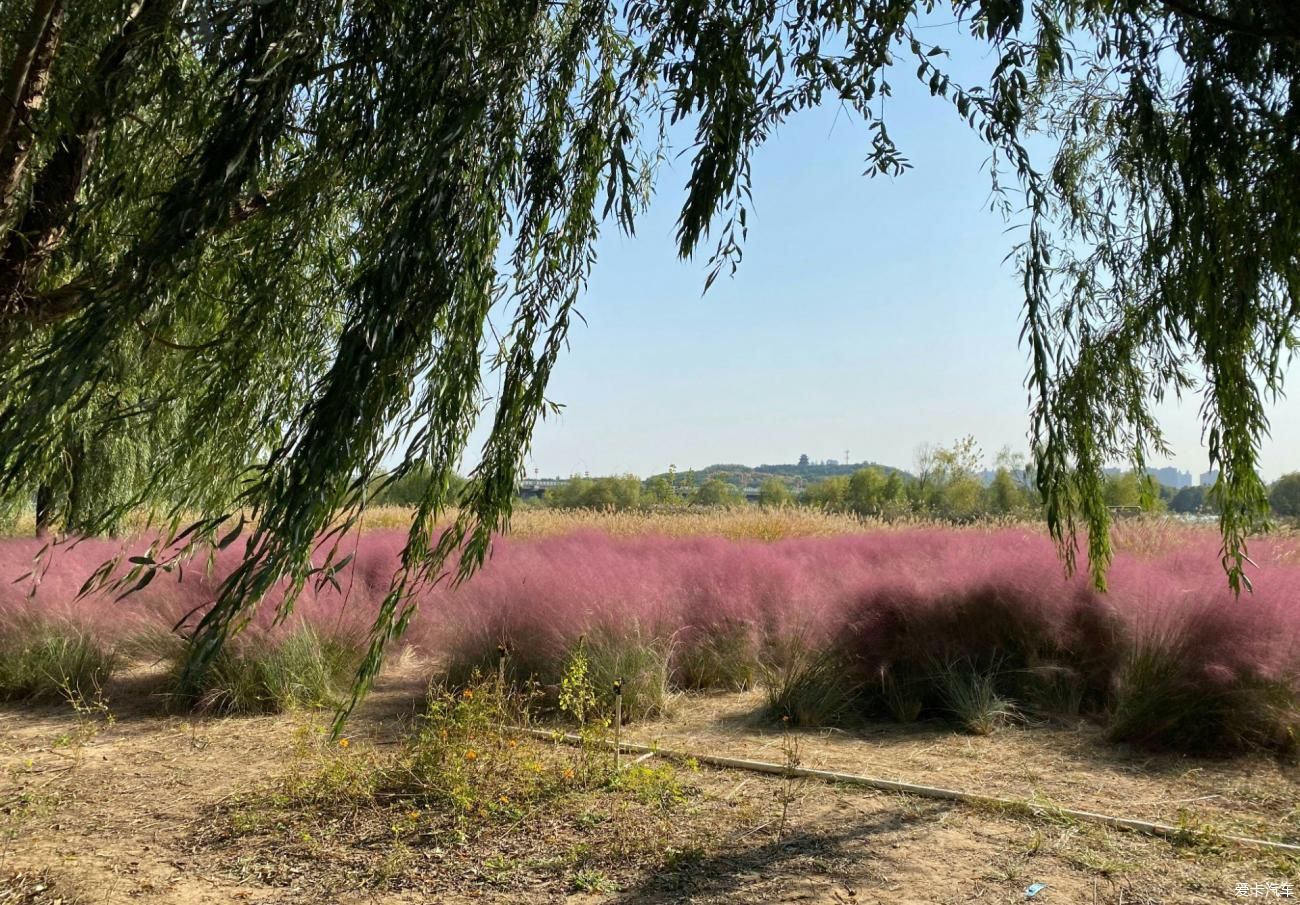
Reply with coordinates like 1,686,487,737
652,460,1202,493
648,460,911,490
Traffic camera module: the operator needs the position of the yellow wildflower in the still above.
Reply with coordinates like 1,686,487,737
338,738,350,748
465,750,478,761
563,767,575,780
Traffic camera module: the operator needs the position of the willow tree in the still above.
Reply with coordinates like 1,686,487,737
1,0,1297,719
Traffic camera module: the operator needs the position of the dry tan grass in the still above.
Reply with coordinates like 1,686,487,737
366,504,1043,541
4,502,1013,547
8,502,1298,564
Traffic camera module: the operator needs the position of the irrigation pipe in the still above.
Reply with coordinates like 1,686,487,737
515,727,1300,856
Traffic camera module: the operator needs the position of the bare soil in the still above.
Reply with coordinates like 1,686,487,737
1,665,1296,904
626,690,1300,847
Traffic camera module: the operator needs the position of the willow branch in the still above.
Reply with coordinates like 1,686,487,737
1160,0,1299,43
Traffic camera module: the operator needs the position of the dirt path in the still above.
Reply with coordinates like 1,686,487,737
625,690,1300,846
1,671,1296,904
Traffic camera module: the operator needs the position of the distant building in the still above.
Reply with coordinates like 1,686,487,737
1102,465,1192,488
825,459,839,467
1200,469,1220,487
1145,466,1192,489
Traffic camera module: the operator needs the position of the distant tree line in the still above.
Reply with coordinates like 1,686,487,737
529,441,1300,525
10,452,1298,533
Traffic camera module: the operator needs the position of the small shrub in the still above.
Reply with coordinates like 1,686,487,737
0,618,117,702
279,724,381,808
613,762,687,809
397,679,541,819
571,868,615,893
182,627,365,714
558,640,600,726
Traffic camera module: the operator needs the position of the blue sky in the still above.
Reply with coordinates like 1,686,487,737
470,29,1299,483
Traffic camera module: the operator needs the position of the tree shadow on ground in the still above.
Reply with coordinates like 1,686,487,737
610,803,948,903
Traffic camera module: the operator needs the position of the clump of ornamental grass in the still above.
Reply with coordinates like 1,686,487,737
118,623,188,666
761,635,861,727
1106,627,1300,757
671,619,760,691
1017,663,1089,720
0,617,117,702
580,625,674,722
176,626,366,715
929,656,1020,735
443,631,566,694
834,577,1127,733
877,667,924,723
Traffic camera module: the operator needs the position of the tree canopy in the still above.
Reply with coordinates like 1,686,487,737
1271,473,1300,520
2,0,1297,720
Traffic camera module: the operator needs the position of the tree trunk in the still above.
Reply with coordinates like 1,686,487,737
1,0,171,321
0,0,64,221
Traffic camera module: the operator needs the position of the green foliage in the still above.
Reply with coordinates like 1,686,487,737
0,618,117,702
800,475,848,510
570,869,615,894
985,468,1022,514
642,474,678,505
879,669,923,724
931,657,1019,736
1270,473,1300,520
370,467,467,508
1019,5,1299,590
396,680,530,821
1102,471,1163,512
912,436,985,519
549,475,643,510
690,478,743,508
2,0,1295,716
756,477,792,508
581,628,673,722
612,761,686,810
558,640,599,728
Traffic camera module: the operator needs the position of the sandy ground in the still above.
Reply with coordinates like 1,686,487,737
1,667,1296,904
624,690,1300,847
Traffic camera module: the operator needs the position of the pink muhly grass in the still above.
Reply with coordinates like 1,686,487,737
0,525,1296,749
